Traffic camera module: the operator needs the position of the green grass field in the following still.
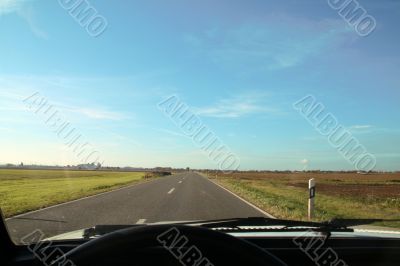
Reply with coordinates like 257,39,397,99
0,169,149,218
209,172,400,228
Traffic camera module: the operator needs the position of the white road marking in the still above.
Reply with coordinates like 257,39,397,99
168,188,175,194
136,219,146,224
178,181,182,184
199,174,276,219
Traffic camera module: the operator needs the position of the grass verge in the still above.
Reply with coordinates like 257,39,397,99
212,175,400,229
0,169,151,218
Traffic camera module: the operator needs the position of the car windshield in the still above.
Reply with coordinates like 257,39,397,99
0,0,399,244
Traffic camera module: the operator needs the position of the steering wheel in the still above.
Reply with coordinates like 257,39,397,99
51,225,286,266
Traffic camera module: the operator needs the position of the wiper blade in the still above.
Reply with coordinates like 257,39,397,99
83,225,139,239
187,217,353,233
81,217,363,239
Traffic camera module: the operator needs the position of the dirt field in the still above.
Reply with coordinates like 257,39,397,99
214,171,400,198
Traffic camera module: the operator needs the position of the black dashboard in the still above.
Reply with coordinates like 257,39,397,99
4,234,400,266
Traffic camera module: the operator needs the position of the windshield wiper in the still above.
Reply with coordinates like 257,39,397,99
184,217,354,234
83,225,141,239
81,217,359,239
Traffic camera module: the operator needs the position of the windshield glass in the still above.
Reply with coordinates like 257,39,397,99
0,0,399,244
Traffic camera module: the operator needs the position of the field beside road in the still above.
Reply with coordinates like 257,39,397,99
0,169,148,218
209,172,400,228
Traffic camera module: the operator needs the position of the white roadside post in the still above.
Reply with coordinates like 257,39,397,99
308,178,316,220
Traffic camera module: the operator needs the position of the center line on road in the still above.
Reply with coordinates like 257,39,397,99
168,188,175,194
136,219,146,224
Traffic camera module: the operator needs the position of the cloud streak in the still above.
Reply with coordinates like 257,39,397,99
350,125,374,130
0,77,131,122
0,0,22,15
194,92,279,118
0,0,47,38
70,107,129,121
184,15,353,70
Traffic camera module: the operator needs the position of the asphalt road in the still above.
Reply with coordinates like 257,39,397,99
6,172,272,243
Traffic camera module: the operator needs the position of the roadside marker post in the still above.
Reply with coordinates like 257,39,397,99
308,178,316,220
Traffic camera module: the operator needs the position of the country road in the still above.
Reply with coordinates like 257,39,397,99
6,172,273,243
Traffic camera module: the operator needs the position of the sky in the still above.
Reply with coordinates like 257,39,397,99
0,0,399,171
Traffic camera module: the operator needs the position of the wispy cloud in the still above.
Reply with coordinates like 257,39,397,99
184,15,353,70
0,0,23,15
0,77,131,122
347,125,400,136
0,0,47,38
3,98,130,122
348,125,376,134
154,128,186,138
70,107,128,121
350,125,374,130
18,4,48,39
194,92,279,118
0,126,15,132
35,98,132,122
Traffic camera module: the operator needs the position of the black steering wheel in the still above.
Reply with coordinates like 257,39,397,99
51,225,286,266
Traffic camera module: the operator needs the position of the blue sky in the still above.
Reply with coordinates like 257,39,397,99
0,0,399,170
